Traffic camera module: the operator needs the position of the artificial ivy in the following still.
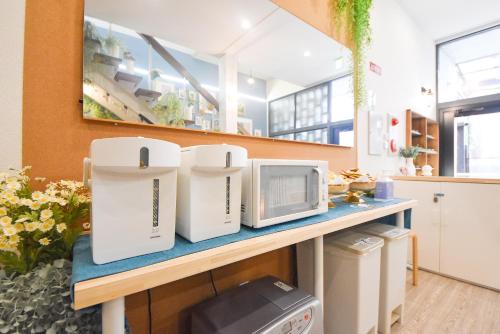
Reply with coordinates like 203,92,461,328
332,0,373,106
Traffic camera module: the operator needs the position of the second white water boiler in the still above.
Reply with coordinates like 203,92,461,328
176,144,248,242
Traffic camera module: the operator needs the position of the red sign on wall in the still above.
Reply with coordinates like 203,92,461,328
369,61,382,76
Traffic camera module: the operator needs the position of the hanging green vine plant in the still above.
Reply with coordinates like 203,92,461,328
332,0,373,106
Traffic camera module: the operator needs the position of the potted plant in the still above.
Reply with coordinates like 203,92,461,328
399,146,420,176
83,21,102,72
152,93,186,127
103,34,121,58
0,167,105,332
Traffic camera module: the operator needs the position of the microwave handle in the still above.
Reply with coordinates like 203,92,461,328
312,167,323,208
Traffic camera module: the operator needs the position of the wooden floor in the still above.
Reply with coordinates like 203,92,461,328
392,270,500,334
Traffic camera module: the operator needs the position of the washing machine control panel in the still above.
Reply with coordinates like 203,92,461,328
270,307,312,334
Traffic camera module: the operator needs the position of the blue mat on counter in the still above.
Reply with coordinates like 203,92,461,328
71,197,412,296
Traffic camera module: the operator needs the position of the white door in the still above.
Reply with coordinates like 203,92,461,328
440,182,500,290
394,181,442,272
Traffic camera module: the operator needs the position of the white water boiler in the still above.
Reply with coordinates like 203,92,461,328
84,137,180,264
176,144,248,242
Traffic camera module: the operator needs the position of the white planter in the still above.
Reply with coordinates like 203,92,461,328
406,158,417,176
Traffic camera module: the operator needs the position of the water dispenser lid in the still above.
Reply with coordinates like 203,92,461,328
182,144,248,169
358,223,410,240
90,137,180,168
326,231,384,255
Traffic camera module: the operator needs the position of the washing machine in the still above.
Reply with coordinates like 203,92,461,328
191,276,323,334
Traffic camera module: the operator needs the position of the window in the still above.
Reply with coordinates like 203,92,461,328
268,75,354,145
438,25,500,103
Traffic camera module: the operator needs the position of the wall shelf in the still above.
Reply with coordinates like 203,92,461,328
406,109,440,176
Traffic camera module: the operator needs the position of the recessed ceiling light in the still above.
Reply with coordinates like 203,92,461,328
335,57,344,69
241,19,251,30
247,77,255,85
303,50,311,57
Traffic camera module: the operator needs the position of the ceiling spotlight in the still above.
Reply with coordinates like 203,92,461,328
247,77,255,85
241,19,251,30
303,50,311,57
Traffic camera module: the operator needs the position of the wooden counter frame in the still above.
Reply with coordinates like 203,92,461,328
73,200,417,333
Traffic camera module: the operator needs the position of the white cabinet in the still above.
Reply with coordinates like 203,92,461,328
394,180,500,290
394,181,441,272
439,183,500,289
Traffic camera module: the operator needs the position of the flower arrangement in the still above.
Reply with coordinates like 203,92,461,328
399,146,420,159
0,167,90,275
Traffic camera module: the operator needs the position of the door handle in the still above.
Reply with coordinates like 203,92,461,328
433,192,445,203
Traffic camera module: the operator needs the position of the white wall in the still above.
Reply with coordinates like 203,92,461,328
357,0,436,175
0,0,25,170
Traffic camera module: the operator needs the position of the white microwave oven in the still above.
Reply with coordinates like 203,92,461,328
241,159,329,228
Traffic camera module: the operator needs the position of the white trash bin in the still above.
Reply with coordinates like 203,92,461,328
357,223,410,334
297,231,384,334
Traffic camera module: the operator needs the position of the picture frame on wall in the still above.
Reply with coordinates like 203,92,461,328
368,110,384,156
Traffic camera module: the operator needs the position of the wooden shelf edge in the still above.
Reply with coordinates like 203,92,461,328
73,200,417,310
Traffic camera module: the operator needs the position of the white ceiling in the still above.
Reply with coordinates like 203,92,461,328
85,0,351,87
399,0,500,42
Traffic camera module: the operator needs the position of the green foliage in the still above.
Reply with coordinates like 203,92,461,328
0,260,105,333
83,21,102,70
83,95,121,121
399,146,420,159
152,93,186,127
332,0,373,106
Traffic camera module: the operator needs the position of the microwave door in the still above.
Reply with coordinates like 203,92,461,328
259,166,320,221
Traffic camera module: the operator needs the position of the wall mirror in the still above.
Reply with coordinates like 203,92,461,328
83,0,354,146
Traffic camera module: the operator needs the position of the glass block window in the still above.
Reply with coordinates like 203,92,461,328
268,75,353,145
269,95,295,133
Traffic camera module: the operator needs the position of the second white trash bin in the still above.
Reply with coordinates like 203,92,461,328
176,144,248,242
297,231,384,334
357,223,410,334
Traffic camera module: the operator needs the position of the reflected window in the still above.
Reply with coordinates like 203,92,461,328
268,75,354,145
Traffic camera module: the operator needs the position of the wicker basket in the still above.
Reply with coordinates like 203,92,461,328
349,181,376,192
328,183,349,195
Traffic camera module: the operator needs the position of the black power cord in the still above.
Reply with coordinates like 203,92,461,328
209,270,218,296
147,289,152,334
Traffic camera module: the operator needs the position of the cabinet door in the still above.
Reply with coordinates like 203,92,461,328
394,181,442,272
440,183,500,290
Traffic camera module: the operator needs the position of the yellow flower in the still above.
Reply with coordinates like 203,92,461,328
14,222,24,232
57,198,67,206
8,234,20,245
39,237,50,246
0,216,12,227
0,207,7,216
6,176,18,183
6,195,19,205
38,196,49,204
24,221,40,232
2,226,17,236
56,223,67,233
39,219,55,232
32,191,44,201
20,198,33,206
29,202,41,210
40,209,53,221
6,182,21,191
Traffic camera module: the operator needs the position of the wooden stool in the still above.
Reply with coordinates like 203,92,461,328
409,231,418,286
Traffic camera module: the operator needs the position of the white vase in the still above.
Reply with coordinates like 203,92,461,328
406,158,417,176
